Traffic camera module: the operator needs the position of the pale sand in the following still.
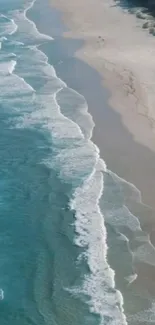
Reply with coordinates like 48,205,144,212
49,0,155,153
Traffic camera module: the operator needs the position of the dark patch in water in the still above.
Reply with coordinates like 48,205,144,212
114,0,155,17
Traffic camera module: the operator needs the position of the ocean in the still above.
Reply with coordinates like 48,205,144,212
0,0,155,324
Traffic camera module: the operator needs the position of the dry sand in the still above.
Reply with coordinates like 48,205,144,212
49,0,155,152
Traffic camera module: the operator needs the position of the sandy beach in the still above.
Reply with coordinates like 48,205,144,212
43,0,155,209
47,0,155,207
27,1,155,323
48,0,155,151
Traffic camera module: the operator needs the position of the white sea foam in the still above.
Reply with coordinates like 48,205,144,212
15,89,82,134
0,59,16,74
0,53,15,60
9,36,117,324
11,2,128,323
8,59,16,74
9,40,24,46
8,1,52,46
0,37,7,41
9,18,18,35
3,1,155,324
0,288,4,301
30,45,66,86
56,87,94,140
0,1,128,323
0,66,34,98
125,273,137,285
0,14,17,36
24,0,53,40
68,159,127,325
105,204,141,232
5,2,154,325
118,233,129,242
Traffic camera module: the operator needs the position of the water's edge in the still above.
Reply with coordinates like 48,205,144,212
3,0,155,324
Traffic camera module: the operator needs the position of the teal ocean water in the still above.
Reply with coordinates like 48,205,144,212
0,0,155,324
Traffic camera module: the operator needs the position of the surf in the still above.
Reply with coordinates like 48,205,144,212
0,0,154,324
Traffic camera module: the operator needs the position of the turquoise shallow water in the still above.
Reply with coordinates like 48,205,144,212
0,0,155,324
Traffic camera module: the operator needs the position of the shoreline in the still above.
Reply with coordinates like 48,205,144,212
29,0,155,218
46,0,155,210
28,0,155,236
30,0,155,211
27,0,155,322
